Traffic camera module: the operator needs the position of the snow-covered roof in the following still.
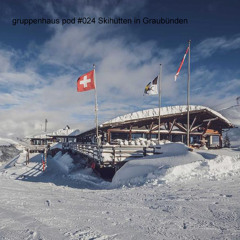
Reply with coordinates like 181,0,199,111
102,105,232,126
26,133,52,140
47,128,80,137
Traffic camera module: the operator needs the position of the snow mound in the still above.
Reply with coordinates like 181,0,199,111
162,154,240,183
112,143,204,187
52,152,74,174
112,142,240,187
69,168,109,188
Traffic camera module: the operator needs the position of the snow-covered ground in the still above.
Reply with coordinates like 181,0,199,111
1,136,240,239
1,102,240,240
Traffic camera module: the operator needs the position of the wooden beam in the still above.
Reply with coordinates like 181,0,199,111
190,116,197,131
149,122,154,139
129,125,133,141
152,124,161,131
207,120,212,129
203,117,218,122
169,118,177,134
175,122,187,132
191,123,203,132
107,129,111,143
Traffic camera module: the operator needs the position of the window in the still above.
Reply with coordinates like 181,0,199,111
131,133,143,139
111,132,129,141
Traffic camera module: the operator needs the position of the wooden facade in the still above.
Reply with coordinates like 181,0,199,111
76,106,233,148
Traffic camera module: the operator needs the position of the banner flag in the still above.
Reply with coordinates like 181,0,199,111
175,46,189,81
144,76,158,95
77,70,95,92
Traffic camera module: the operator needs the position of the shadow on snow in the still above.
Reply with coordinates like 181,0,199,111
16,153,110,190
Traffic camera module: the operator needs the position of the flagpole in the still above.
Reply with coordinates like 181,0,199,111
158,64,162,144
93,64,99,146
187,40,191,146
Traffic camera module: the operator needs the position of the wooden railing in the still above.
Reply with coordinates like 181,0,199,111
67,143,155,165
28,145,48,151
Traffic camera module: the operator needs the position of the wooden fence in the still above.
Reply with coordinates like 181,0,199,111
67,143,155,165
28,144,48,152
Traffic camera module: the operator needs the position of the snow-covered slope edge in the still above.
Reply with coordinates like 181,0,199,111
112,143,240,187
0,137,22,164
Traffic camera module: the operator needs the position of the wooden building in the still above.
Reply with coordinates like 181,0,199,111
28,126,80,145
76,105,234,148
29,133,52,146
47,125,80,143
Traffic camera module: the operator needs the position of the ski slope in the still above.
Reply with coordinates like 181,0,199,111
0,140,240,239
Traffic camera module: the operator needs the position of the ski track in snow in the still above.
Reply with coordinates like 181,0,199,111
1,147,240,239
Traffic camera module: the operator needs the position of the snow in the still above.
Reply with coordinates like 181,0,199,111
27,132,52,139
52,152,75,174
219,105,240,147
112,143,240,187
50,142,63,150
0,137,19,146
112,143,205,186
48,128,80,136
1,139,240,238
102,105,232,126
220,105,240,126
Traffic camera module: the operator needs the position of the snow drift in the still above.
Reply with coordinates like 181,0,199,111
52,152,74,174
112,143,204,186
112,143,240,187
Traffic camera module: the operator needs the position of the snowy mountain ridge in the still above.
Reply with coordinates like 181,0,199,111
219,105,240,147
219,105,240,126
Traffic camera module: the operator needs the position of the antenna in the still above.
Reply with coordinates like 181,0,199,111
45,119,48,132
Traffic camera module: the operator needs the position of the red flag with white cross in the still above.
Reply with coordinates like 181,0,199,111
77,70,95,92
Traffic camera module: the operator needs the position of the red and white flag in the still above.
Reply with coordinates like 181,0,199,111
175,46,189,81
77,70,95,92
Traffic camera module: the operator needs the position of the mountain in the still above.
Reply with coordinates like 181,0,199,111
0,137,21,163
219,105,240,147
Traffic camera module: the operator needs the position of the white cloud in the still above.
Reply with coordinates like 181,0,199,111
0,2,239,138
194,35,240,59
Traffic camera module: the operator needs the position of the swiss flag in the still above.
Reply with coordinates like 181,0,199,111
77,70,95,92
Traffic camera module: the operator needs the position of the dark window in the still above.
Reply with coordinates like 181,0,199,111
131,133,143,139
172,134,183,142
111,132,129,141
190,135,201,144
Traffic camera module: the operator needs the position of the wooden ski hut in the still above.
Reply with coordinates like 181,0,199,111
29,133,52,146
76,105,234,148
47,126,80,143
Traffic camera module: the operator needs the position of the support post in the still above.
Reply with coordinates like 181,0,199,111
187,40,191,146
93,64,99,146
158,64,162,144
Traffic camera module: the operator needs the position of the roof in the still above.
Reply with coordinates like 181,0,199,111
27,133,52,140
101,105,232,127
47,128,80,137
76,105,233,138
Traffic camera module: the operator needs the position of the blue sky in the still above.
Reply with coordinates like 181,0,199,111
0,0,240,137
